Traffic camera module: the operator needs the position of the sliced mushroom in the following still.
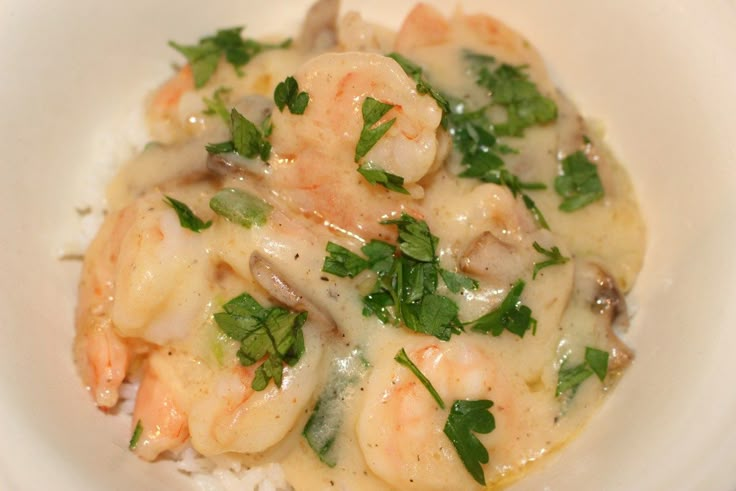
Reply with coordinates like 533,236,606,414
249,251,337,332
207,95,273,178
297,0,339,52
576,260,633,372
460,231,528,286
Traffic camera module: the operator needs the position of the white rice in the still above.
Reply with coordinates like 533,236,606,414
119,381,292,491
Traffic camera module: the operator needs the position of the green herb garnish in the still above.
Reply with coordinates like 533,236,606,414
357,163,409,194
355,97,396,162
387,52,450,113
443,399,496,486
202,86,231,123
214,292,307,391
532,241,570,279
556,347,609,397
274,76,309,115
322,214,473,341
206,108,271,161
164,195,212,232
322,242,369,278
394,348,445,409
209,187,272,228
555,150,604,211
471,280,537,337
129,420,143,450
439,269,479,294
444,103,549,229
467,54,557,136
170,27,291,88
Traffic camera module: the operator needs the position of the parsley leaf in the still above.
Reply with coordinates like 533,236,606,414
440,269,479,293
202,86,231,123
532,241,570,279
394,348,445,409
357,163,409,194
386,52,450,113
468,56,557,136
382,214,437,262
170,27,291,88
471,280,537,337
209,188,272,228
555,151,604,211
128,420,143,450
206,108,271,161
354,97,396,162
556,347,609,397
322,214,472,341
585,347,609,381
214,292,307,391
444,102,549,230
322,242,369,278
163,195,212,232
274,76,309,115
443,399,496,486
231,108,271,160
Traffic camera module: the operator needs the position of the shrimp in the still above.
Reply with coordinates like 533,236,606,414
395,3,547,69
267,51,444,242
130,355,189,461
74,205,139,408
357,336,570,490
393,4,556,102
188,325,323,456
110,190,213,345
74,183,215,406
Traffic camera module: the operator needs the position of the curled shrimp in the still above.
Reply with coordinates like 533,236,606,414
357,336,576,490
74,184,214,406
74,205,139,408
130,353,189,461
188,325,323,456
396,3,548,69
267,51,444,241
357,338,521,490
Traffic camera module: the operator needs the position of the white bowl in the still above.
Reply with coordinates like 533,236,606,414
1,0,735,489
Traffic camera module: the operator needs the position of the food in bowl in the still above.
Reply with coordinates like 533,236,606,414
73,0,645,489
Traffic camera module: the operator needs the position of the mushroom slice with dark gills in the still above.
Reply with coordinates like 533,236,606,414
249,251,337,332
557,259,634,378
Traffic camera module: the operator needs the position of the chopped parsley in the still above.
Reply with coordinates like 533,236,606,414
357,163,409,194
471,280,537,337
169,27,291,88
394,348,445,409
129,420,143,450
206,108,271,162
555,150,604,211
556,347,609,397
322,242,369,278
322,214,476,341
443,399,496,486
444,102,549,230
202,86,231,123
532,241,570,279
354,97,396,162
439,269,479,294
274,76,309,115
209,188,272,228
467,53,557,136
163,195,212,232
214,292,307,391
386,52,450,113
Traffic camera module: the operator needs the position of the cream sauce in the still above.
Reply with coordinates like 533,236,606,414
74,2,645,490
